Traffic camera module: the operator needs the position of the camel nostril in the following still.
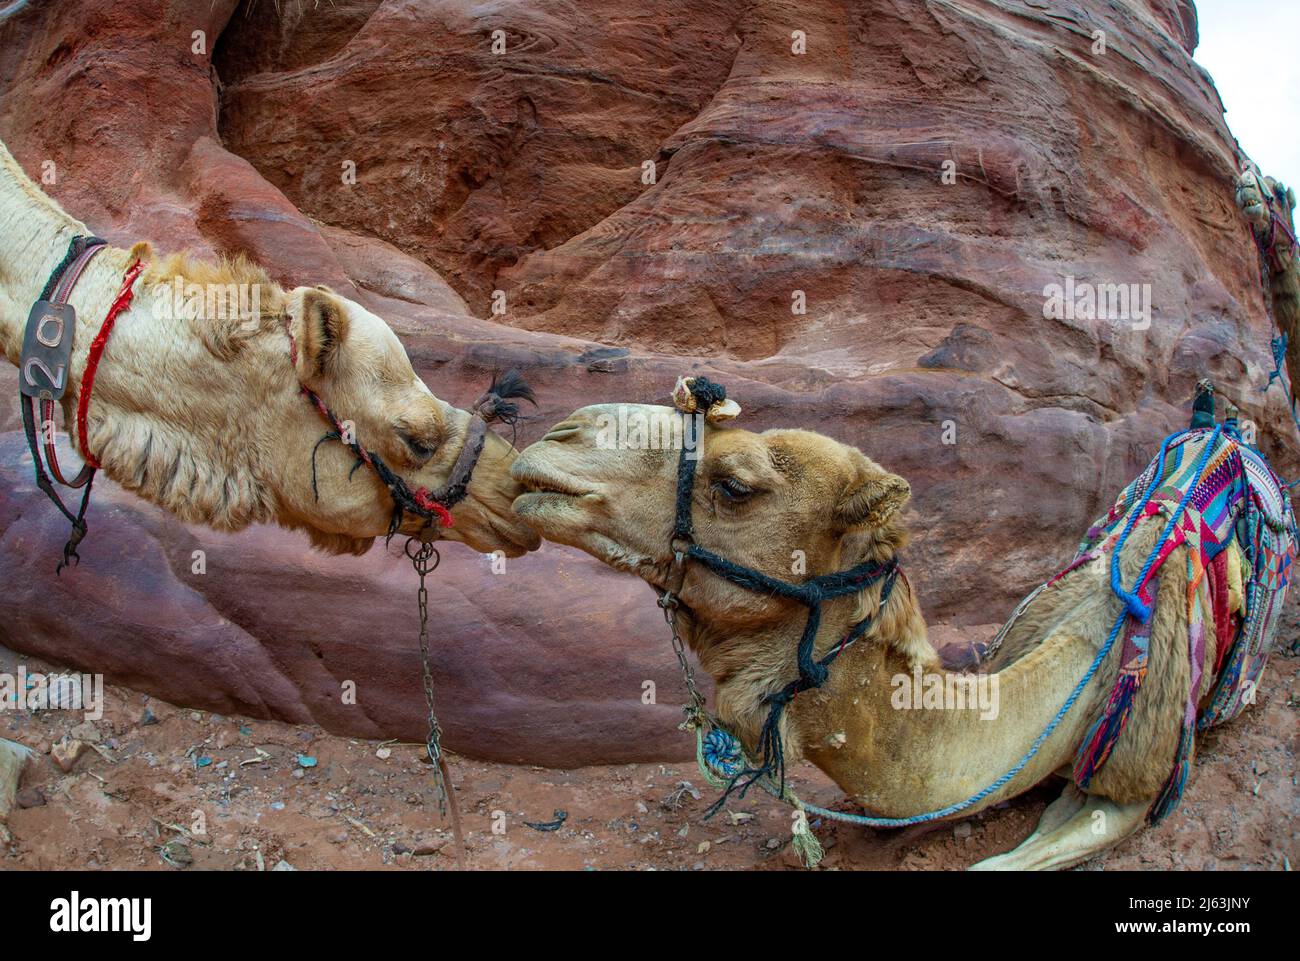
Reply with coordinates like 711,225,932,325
541,422,583,443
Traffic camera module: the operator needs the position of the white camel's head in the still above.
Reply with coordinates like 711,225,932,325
77,250,541,558
268,284,541,556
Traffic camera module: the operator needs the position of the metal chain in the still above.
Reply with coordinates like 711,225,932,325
406,534,447,816
657,590,708,731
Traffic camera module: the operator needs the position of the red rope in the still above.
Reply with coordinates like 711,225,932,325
283,315,454,529
413,487,454,527
77,259,146,467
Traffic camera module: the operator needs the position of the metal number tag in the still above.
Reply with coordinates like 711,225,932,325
19,299,76,400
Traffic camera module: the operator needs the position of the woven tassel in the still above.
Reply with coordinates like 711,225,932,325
1073,604,1152,789
1148,724,1195,824
790,823,825,869
1073,670,1142,788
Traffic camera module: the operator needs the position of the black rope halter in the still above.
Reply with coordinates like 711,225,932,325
662,377,899,812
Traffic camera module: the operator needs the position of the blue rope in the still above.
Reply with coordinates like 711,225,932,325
1262,333,1288,393
1258,331,1300,442
1108,431,1178,621
794,426,1224,828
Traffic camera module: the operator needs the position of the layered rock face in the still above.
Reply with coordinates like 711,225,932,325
0,0,1291,764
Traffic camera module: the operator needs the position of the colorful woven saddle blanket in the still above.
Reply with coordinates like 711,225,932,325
1059,426,1295,820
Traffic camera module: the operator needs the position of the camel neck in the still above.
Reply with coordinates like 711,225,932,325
689,566,936,760
73,271,297,530
689,562,1110,820
0,151,88,362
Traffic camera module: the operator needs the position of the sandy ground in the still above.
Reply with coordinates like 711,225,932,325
1,643,1295,871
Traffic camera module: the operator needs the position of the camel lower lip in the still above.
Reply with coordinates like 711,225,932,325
488,516,541,554
514,489,581,504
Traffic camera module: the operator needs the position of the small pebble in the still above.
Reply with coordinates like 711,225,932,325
52,739,86,773
69,722,100,743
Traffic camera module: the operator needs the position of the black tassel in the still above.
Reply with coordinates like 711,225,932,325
478,368,536,428
310,430,342,503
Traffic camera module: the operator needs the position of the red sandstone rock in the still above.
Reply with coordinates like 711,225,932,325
0,1,1293,763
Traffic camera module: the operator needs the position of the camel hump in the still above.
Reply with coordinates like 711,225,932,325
1071,426,1296,815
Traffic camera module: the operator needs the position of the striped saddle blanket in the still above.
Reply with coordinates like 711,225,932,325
1065,426,1296,820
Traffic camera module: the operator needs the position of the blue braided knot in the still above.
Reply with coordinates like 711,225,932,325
702,728,744,778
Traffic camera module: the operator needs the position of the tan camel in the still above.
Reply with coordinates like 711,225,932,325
510,400,1282,869
0,139,539,833
1236,169,1300,393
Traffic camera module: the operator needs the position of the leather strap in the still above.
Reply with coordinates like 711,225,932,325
27,237,106,489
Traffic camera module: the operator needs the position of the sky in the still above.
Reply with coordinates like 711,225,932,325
1194,0,1300,189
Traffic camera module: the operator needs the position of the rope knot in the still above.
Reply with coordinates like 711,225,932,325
413,487,455,528
672,376,742,423
471,368,535,428
801,662,830,689
702,728,744,778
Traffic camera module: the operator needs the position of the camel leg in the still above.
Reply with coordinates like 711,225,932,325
968,784,1147,871
0,738,34,842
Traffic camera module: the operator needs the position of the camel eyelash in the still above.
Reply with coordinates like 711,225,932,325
710,477,755,504
400,431,437,459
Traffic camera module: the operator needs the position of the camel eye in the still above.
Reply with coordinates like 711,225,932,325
713,477,754,503
400,432,437,461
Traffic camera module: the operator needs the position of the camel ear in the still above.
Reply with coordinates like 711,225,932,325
835,470,910,531
295,286,349,377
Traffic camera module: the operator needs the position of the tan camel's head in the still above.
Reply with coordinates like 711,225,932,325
1236,169,1297,268
510,403,910,625
270,284,541,556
